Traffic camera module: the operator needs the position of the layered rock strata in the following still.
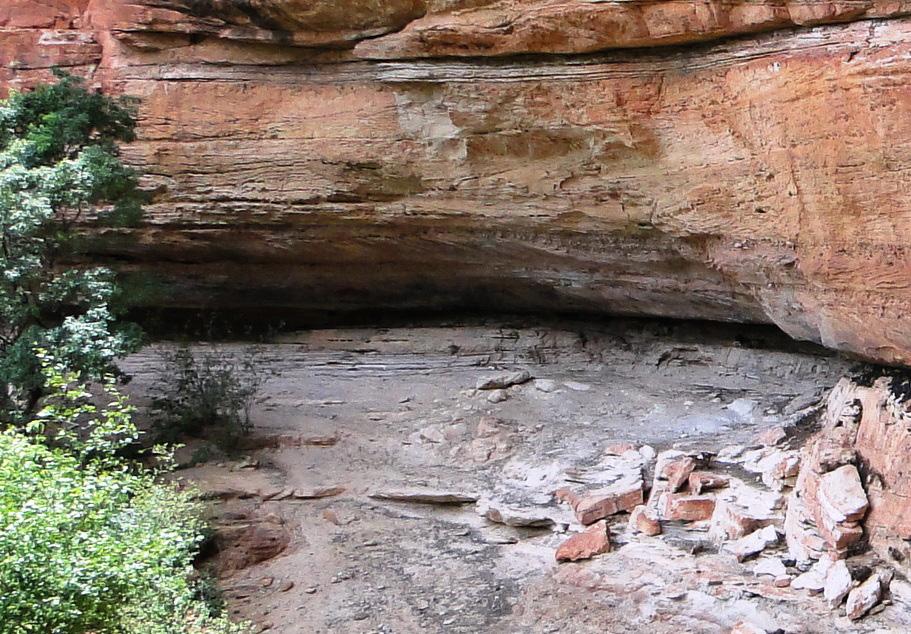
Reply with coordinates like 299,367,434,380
4,2,911,363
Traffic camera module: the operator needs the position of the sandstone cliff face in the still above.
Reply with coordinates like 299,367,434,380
3,1,911,364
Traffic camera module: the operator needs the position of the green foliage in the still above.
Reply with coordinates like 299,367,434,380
0,360,245,634
0,71,137,168
151,345,268,452
0,71,144,420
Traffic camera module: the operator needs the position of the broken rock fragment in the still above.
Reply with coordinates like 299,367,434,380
783,489,827,563
791,560,829,594
786,376,911,569
476,370,532,391
689,471,729,495
478,499,555,528
555,521,611,562
786,460,867,561
723,526,779,562
661,493,716,522
659,455,697,492
710,487,782,541
846,569,893,620
628,505,662,536
566,475,644,525
753,557,787,579
823,559,853,608
817,465,868,524
757,450,801,491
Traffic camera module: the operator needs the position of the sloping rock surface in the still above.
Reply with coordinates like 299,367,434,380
4,2,911,363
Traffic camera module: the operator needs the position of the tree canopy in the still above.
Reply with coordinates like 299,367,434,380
0,71,144,419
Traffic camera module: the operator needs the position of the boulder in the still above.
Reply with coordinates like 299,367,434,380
846,570,893,620
555,521,611,562
823,559,853,608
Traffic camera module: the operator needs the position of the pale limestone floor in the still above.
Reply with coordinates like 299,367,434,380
120,320,909,633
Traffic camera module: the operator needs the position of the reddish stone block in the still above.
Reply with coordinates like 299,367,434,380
555,521,611,562
662,493,716,522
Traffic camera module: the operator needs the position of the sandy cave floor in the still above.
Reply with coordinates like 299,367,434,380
119,319,911,633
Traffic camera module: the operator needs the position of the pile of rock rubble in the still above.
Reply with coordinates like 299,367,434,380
466,370,911,630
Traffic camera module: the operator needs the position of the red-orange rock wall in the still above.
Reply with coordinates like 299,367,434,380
3,1,911,363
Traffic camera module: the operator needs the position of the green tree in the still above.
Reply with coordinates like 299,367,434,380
0,359,244,634
0,71,144,419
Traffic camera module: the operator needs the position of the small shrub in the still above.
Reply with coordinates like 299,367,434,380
0,360,245,634
150,345,268,452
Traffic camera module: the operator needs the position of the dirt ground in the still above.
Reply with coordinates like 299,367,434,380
121,319,911,633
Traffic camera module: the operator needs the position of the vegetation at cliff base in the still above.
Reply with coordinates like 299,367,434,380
150,344,267,452
0,70,144,421
0,75,244,634
0,362,243,634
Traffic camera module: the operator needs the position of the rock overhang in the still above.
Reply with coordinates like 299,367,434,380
3,1,911,365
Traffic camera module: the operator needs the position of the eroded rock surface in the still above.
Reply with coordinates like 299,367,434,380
122,323,911,632
3,2,911,363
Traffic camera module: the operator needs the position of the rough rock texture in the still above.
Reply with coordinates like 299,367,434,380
786,376,911,571
823,558,853,608
628,505,662,536
660,493,716,522
5,2,911,363
555,520,611,562
118,325,911,631
846,569,893,620
352,0,911,58
563,475,645,525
